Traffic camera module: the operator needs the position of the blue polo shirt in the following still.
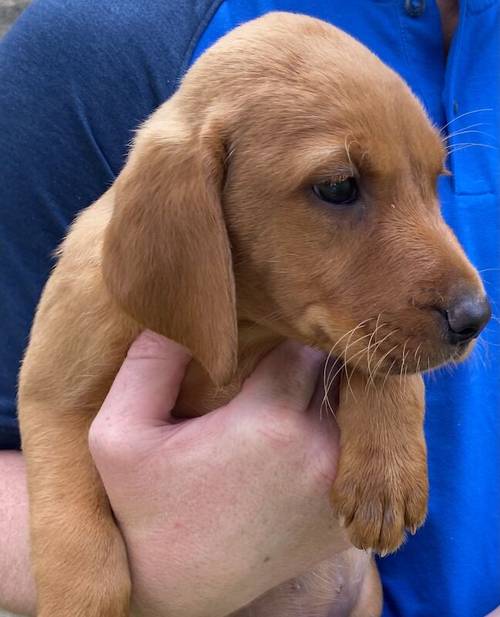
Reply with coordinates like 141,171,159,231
0,1,498,615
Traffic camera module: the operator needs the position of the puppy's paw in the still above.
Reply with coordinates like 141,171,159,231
331,442,428,555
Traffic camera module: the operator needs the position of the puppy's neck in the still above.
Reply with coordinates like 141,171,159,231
176,321,283,417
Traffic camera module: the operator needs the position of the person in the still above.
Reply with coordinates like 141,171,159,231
0,1,498,616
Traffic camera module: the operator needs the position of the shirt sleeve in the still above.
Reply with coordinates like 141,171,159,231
0,0,220,449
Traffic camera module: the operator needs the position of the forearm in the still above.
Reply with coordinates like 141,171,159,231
0,451,35,616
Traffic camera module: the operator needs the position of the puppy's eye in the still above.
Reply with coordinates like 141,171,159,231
312,177,358,205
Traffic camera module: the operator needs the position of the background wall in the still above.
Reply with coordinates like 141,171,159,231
0,0,31,37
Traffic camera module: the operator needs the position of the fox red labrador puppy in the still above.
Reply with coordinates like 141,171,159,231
19,12,490,617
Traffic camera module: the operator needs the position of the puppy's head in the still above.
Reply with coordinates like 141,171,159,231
103,13,490,384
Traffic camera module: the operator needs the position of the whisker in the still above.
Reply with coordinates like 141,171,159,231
331,321,391,397
447,140,497,148
412,343,423,377
439,108,493,133
380,357,398,391
447,143,497,154
325,319,372,358
425,357,437,382
480,338,500,347
341,325,369,403
478,267,500,274
321,320,373,413
353,337,388,391
399,340,408,388
442,122,486,138
343,355,356,403
370,338,399,374
366,314,383,387
473,338,490,371
415,347,422,376
442,127,493,142
323,327,374,390
403,358,409,395
324,342,376,406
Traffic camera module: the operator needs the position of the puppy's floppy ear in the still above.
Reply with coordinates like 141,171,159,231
102,104,237,386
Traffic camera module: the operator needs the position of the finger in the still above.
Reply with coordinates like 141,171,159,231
98,330,191,428
238,340,325,413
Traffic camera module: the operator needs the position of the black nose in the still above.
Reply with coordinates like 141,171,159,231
445,294,491,344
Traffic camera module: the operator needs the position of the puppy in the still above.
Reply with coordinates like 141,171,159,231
18,12,490,617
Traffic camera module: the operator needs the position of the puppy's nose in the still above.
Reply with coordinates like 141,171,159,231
445,294,491,344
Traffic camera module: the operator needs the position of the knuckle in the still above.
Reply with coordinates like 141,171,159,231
88,417,131,468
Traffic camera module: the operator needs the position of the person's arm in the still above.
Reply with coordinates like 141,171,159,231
0,451,36,616
0,334,348,617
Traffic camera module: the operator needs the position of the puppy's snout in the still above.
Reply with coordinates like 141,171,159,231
442,293,491,345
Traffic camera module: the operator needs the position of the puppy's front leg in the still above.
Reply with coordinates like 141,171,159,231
331,372,428,555
21,405,130,617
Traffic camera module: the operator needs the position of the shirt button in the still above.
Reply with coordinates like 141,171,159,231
405,0,426,17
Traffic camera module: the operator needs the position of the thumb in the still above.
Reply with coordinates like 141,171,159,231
237,341,325,414
96,330,191,430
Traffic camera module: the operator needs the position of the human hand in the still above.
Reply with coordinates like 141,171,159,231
89,331,348,617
